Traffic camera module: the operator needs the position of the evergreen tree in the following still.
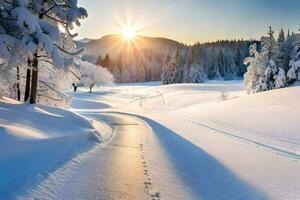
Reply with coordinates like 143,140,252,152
287,40,300,83
162,49,182,84
244,27,287,94
161,53,171,84
189,64,207,83
278,28,285,43
96,54,102,66
277,28,286,69
101,54,111,69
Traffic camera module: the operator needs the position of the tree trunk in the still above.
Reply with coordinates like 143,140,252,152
89,83,94,93
30,54,38,104
16,67,21,101
24,65,31,102
72,83,77,92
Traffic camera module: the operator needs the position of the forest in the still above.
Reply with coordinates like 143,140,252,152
93,28,300,89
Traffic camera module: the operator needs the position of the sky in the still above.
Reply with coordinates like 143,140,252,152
75,0,300,44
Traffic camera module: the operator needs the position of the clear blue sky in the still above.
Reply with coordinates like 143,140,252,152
75,0,300,44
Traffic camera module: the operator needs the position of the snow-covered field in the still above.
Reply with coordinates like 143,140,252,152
71,80,299,200
0,80,299,199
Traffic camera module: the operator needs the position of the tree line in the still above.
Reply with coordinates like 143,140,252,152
95,39,256,84
95,27,300,94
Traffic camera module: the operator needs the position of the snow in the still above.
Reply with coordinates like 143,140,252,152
0,97,103,199
65,80,299,200
1,80,300,199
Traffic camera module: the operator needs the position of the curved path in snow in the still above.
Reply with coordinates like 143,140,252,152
25,113,158,200
25,111,268,200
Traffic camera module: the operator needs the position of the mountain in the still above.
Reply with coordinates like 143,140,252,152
78,38,92,44
76,34,184,59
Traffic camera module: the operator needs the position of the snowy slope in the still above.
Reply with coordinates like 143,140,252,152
3,81,299,200
77,81,300,200
128,81,300,157
0,98,102,199
99,80,299,157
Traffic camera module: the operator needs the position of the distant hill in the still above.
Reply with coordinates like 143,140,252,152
76,34,184,59
78,38,91,44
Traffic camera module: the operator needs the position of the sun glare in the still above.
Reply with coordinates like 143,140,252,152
122,26,137,41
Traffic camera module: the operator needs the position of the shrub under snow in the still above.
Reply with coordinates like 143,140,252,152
79,61,114,92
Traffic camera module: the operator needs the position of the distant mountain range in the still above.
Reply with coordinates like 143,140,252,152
76,34,184,59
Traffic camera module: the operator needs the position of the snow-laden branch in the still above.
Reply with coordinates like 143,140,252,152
65,26,78,38
54,44,85,57
41,4,68,16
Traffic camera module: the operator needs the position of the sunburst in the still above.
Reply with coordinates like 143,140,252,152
121,26,137,41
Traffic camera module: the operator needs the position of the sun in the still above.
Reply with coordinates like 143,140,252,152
121,26,137,41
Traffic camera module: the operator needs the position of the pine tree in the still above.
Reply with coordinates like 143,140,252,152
101,54,111,69
278,29,285,43
287,40,300,83
244,27,287,94
189,64,207,83
277,28,286,69
162,49,182,84
96,54,102,66
244,43,263,93
161,53,171,84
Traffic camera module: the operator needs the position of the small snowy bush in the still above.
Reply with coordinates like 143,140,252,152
79,61,114,93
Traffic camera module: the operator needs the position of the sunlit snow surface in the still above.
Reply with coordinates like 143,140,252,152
72,80,299,200
0,80,300,199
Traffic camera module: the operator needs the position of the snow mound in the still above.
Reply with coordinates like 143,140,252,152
0,98,101,199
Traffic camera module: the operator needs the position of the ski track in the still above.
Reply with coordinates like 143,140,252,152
137,89,300,161
186,117,300,161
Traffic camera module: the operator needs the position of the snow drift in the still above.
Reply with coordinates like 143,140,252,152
0,98,101,199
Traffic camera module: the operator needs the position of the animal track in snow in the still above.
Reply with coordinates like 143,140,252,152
140,143,161,200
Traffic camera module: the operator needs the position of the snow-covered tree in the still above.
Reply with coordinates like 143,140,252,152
0,1,26,99
182,47,194,82
189,64,207,83
287,40,300,83
161,53,171,84
79,61,114,93
257,60,287,91
244,43,264,93
244,27,287,94
277,28,286,69
162,49,182,84
0,0,88,104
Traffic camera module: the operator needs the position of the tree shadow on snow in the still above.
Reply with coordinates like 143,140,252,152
137,115,269,200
